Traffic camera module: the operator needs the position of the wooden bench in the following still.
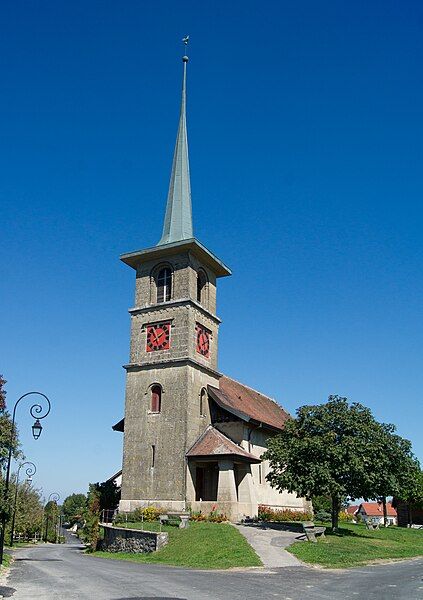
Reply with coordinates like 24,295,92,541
159,512,190,529
301,521,326,542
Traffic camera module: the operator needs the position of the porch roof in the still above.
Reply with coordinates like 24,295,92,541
208,375,290,431
186,426,261,463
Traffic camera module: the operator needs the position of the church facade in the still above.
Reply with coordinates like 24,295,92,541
113,53,309,522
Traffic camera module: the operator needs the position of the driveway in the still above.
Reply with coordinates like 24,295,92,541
2,541,422,599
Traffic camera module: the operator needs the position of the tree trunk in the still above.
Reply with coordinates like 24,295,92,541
382,496,387,527
331,496,340,532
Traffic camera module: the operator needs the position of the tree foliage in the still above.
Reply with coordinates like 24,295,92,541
0,376,23,520
94,480,120,512
79,484,101,551
264,395,417,531
9,477,44,539
0,376,21,472
62,493,87,524
44,500,60,542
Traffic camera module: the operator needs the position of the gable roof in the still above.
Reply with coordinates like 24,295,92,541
208,375,290,431
346,505,359,515
358,502,397,517
186,425,261,463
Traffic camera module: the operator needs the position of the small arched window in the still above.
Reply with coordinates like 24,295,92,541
197,270,207,304
151,385,162,413
200,388,207,417
157,267,172,303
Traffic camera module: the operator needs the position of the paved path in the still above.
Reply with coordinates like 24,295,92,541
2,542,423,599
235,523,303,567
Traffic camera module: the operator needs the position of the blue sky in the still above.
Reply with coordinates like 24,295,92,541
1,0,422,499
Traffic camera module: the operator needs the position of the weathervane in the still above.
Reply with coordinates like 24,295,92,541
182,35,189,62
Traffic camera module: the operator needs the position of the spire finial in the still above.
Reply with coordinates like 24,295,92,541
182,35,189,62
157,37,193,246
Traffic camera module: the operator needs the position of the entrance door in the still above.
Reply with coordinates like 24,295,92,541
195,464,218,501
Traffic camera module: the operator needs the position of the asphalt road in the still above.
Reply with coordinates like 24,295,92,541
2,539,422,600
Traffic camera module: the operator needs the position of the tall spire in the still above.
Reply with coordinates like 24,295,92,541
157,51,193,246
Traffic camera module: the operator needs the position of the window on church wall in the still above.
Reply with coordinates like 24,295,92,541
197,270,207,305
200,388,207,417
151,385,162,413
151,444,156,468
157,267,172,303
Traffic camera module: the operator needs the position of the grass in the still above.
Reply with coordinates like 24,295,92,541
1,554,12,569
288,523,423,568
92,521,262,569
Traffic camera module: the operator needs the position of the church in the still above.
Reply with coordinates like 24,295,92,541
113,51,309,522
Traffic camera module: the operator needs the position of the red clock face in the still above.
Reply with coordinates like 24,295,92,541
196,323,210,358
146,322,171,352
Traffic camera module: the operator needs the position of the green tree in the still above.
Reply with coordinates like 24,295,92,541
44,500,60,543
94,480,120,512
366,423,418,526
80,484,101,552
394,461,423,526
62,493,87,524
9,478,44,539
0,376,22,468
0,376,23,521
264,395,410,531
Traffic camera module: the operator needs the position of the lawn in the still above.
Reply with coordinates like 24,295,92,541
92,521,262,569
288,523,423,568
1,554,12,568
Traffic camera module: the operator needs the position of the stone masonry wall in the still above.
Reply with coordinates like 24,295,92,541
101,525,168,553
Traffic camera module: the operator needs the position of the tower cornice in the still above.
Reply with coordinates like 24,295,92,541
123,357,221,378
128,297,222,325
120,237,231,277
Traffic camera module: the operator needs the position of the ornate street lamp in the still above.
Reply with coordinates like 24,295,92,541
10,462,37,547
31,420,42,440
0,392,51,566
44,493,60,543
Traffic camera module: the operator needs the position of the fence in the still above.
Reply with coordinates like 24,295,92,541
13,532,42,543
100,509,118,524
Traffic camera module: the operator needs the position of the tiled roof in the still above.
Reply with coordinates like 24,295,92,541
346,505,359,515
186,426,261,463
359,502,397,517
208,375,290,431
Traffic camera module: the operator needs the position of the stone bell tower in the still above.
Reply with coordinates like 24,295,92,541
119,52,231,512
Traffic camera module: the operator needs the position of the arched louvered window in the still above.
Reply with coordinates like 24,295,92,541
151,385,162,413
157,267,172,303
197,270,207,304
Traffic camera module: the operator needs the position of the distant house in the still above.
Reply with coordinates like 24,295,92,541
346,504,359,518
357,502,397,526
106,469,122,490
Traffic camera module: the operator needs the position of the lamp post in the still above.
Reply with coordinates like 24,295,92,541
44,493,60,543
10,462,37,546
0,392,51,566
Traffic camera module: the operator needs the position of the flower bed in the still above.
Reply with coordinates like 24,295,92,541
258,505,312,522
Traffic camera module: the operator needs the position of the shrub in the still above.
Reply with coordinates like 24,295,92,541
339,511,355,522
114,506,164,524
134,506,163,522
314,509,331,522
258,505,313,522
190,511,207,522
190,508,227,523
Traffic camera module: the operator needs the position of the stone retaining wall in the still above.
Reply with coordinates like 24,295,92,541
101,524,168,553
